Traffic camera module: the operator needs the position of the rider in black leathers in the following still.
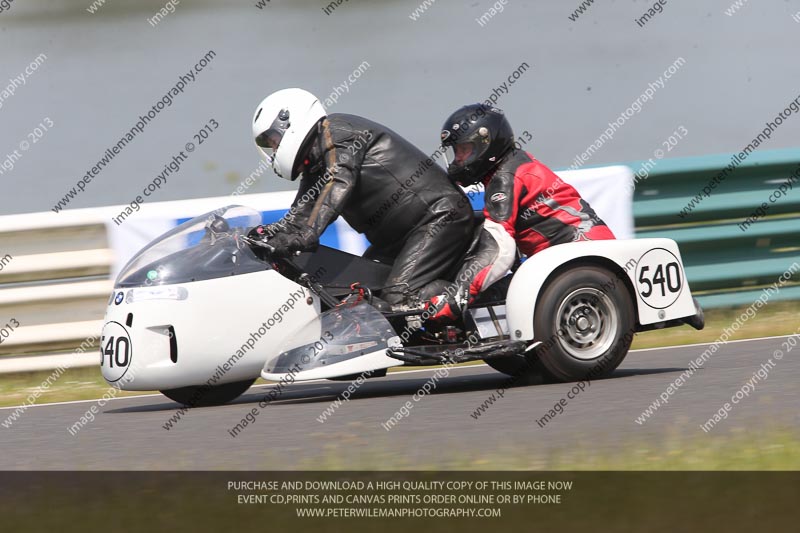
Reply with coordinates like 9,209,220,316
249,89,474,308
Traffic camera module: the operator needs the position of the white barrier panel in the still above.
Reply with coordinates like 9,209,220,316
559,165,635,239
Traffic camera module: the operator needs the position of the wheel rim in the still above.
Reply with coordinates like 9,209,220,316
554,287,618,360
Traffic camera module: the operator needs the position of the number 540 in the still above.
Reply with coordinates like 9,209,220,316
639,262,682,297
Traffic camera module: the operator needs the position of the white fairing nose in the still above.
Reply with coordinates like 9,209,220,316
102,271,319,391
102,205,321,391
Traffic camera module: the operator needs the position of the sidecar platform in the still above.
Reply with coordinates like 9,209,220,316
387,339,528,366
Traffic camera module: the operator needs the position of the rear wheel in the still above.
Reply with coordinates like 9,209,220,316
160,378,256,407
532,265,635,382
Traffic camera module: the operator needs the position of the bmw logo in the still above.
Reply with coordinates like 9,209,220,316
114,292,124,305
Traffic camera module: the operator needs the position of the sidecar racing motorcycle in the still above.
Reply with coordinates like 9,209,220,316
101,205,704,406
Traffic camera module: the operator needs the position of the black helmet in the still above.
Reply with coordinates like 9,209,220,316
440,104,514,186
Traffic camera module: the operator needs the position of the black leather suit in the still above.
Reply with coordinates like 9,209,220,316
275,113,475,306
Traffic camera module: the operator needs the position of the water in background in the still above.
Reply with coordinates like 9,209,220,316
1,0,798,215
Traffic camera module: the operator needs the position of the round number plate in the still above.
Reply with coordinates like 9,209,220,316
635,248,684,309
100,321,133,383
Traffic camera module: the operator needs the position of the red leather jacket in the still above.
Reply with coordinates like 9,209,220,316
484,150,615,257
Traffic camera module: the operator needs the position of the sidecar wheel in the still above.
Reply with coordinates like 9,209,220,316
161,378,256,407
533,265,635,382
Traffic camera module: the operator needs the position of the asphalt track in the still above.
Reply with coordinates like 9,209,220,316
1,335,797,470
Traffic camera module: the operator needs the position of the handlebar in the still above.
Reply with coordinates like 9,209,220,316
240,234,277,254
240,235,303,258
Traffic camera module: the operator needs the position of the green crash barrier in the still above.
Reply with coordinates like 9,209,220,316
626,148,800,309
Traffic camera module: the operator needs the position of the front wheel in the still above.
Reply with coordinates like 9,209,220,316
532,265,636,382
160,378,256,407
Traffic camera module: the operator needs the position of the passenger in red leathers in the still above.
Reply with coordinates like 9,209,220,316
428,104,615,320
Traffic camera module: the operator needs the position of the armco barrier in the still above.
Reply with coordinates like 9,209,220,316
0,211,113,364
631,148,800,308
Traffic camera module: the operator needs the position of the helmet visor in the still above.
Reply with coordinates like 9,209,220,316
255,128,284,162
443,142,477,168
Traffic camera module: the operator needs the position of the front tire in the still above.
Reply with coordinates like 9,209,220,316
161,378,256,407
532,265,635,382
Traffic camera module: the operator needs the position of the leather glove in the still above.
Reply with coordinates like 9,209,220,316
265,229,319,258
247,223,283,241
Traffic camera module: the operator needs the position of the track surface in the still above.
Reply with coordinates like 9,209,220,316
1,336,797,469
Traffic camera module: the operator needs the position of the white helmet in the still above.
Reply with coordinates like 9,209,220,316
252,88,327,181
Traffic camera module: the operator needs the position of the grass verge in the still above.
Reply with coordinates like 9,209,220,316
288,427,800,470
631,300,799,350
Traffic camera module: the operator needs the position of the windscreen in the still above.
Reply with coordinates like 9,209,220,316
115,205,268,288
